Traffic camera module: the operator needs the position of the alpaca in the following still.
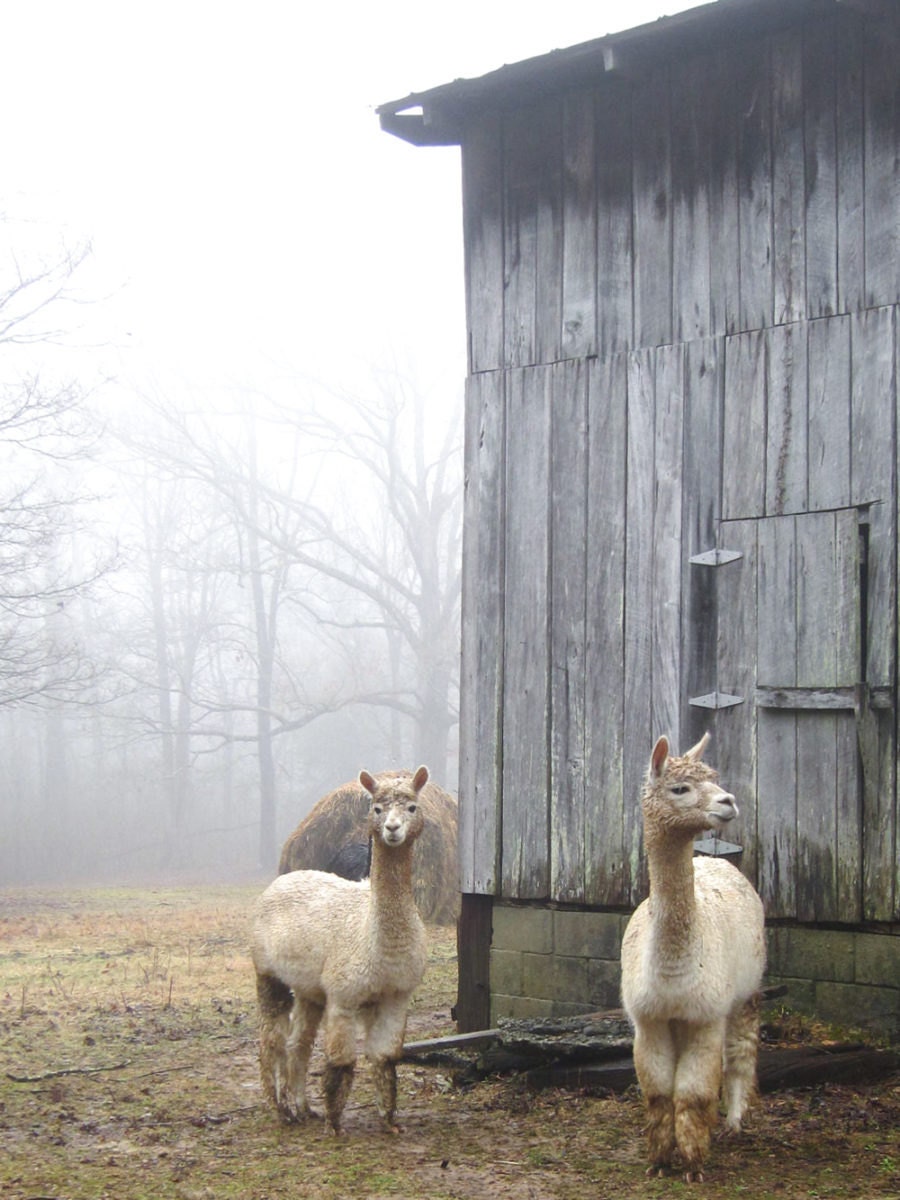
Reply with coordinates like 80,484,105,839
620,733,766,1182
251,766,429,1134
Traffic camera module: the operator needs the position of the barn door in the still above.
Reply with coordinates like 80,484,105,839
714,509,868,923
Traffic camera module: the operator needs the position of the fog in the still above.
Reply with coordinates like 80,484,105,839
0,1,696,884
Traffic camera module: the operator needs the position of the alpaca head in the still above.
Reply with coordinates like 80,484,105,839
642,733,737,841
360,765,428,848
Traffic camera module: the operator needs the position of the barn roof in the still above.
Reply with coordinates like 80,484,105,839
378,0,852,146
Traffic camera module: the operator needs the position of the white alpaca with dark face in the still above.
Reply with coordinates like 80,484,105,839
621,734,766,1183
251,766,429,1134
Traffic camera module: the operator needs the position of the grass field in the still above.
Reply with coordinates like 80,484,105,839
1,884,899,1200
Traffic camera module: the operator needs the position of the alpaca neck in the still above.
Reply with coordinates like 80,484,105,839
368,840,418,935
645,828,698,957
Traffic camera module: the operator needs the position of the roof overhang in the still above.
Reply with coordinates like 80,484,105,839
377,0,852,146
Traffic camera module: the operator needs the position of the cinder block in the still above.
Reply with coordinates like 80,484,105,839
523,952,589,1003
814,981,900,1036
854,931,900,988
491,994,555,1021
553,909,624,960
766,926,855,983
489,948,523,997
492,904,553,954
588,958,623,1010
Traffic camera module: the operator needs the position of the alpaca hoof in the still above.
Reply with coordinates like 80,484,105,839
683,1169,705,1183
646,1165,668,1179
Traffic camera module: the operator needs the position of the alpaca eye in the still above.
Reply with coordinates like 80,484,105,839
669,785,690,796
373,805,383,815
407,804,417,813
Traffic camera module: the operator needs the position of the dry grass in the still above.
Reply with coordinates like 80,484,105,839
1,885,899,1200
279,769,460,923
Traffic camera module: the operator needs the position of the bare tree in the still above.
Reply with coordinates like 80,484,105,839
0,239,107,707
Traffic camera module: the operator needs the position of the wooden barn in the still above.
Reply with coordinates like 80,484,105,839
379,0,900,1036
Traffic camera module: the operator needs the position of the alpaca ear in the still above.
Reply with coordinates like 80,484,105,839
359,769,377,796
650,737,669,778
411,765,429,792
684,732,711,762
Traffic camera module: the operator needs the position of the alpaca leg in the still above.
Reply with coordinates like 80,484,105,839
364,997,409,1133
722,994,760,1132
256,973,321,1123
283,997,323,1121
672,1020,724,1182
633,1019,677,1175
322,1004,358,1134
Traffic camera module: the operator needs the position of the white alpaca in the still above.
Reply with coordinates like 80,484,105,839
621,734,766,1182
251,766,429,1134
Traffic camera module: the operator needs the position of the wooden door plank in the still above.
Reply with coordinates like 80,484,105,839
835,8,865,316
584,353,628,906
459,371,505,894
501,367,551,898
808,315,851,511
757,708,798,918
550,359,588,903
723,330,767,520
716,519,760,887
766,323,808,515
796,712,839,922
757,515,797,687
708,48,740,337
682,339,723,747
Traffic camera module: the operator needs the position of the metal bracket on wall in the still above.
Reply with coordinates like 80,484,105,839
689,691,745,709
689,548,743,567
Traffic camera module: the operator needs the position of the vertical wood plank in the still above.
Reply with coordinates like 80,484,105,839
459,371,505,894
671,59,712,343
504,102,562,368
808,315,851,511
682,339,723,747
584,353,628,906
550,359,588,903
772,27,806,325
652,343,685,742
716,520,761,890
803,15,839,319
462,115,504,373
853,305,897,921
595,78,634,356
623,349,656,902
796,712,839,922
501,367,551,898
863,4,900,308
722,330,767,520
561,91,597,360
757,515,797,687
736,35,773,332
708,49,741,336
766,323,808,515
835,8,865,316
632,69,672,348
756,709,798,918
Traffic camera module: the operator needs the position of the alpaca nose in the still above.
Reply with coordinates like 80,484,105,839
718,792,738,818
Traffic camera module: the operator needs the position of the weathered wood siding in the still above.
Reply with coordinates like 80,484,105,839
458,2,899,918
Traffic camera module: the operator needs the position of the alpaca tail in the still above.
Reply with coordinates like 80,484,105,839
722,993,760,1131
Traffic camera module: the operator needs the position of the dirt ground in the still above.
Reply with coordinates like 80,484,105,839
1,884,899,1200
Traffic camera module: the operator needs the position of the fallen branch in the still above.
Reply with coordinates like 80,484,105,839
7,1060,131,1083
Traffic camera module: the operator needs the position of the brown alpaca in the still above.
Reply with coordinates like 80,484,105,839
250,767,428,1134
621,734,766,1182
